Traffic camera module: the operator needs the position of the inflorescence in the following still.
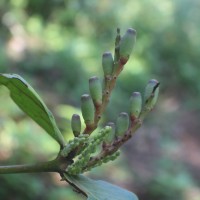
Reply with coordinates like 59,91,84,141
60,28,160,175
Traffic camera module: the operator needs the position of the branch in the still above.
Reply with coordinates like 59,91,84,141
83,29,126,135
0,154,72,174
0,160,58,174
84,118,142,170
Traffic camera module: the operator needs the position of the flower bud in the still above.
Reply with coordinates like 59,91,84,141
104,122,116,144
71,114,81,137
102,150,120,163
89,76,102,106
102,52,114,76
119,28,136,64
116,112,129,137
130,92,142,119
81,94,95,125
144,79,160,109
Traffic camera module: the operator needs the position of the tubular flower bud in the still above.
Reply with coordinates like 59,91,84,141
71,114,81,137
89,76,102,106
144,79,160,110
81,94,95,125
102,52,114,76
116,112,129,137
119,28,136,65
130,92,142,119
104,122,116,144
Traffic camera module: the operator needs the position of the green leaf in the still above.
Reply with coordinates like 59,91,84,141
64,174,138,200
0,73,65,147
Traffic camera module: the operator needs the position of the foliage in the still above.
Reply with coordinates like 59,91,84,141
64,174,138,200
0,27,161,199
0,29,159,200
0,1,200,200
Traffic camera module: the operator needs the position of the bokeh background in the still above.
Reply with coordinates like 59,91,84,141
0,0,200,199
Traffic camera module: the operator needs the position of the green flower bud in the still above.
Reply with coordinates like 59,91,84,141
110,151,120,161
92,126,110,141
71,114,81,137
130,92,142,119
144,79,160,109
89,76,102,106
102,52,114,76
119,28,136,64
116,112,129,137
104,122,116,144
102,150,120,163
61,134,88,157
81,94,95,125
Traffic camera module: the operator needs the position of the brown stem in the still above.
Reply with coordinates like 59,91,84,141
82,29,124,136
82,62,125,136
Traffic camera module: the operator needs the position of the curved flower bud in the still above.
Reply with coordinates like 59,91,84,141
116,112,129,137
89,76,102,106
119,28,136,64
144,79,160,110
71,114,81,137
81,94,95,125
130,92,142,120
102,52,114,76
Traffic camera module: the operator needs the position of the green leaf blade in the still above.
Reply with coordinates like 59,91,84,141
0,73,65,147
64,174,138,200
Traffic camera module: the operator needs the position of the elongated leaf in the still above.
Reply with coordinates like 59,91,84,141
64,174,138,200
0,73,65,147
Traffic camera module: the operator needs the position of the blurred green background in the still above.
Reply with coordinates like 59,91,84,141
0,0,200,199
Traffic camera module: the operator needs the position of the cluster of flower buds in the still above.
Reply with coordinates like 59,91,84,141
101,79,159,148
77,77,102,131
102,28,136,78
66,126,111,175
61,134,89,157
69,28,137,138
83,150,120,173
64,28,159,176
102,151,120,163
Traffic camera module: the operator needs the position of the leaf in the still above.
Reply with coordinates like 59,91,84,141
0,73,65,147
64,174,139,200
